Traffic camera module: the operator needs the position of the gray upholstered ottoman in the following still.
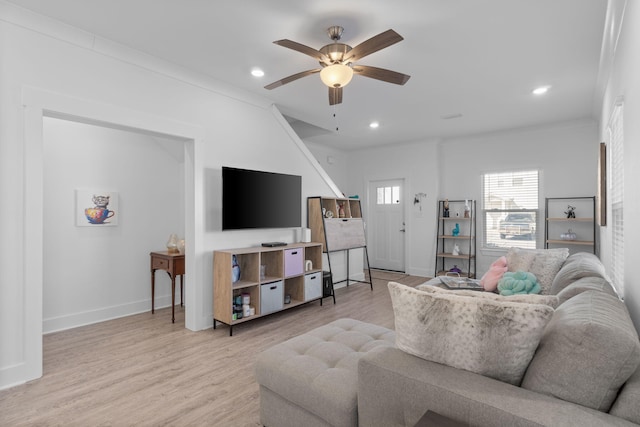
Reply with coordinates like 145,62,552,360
254,318,396,427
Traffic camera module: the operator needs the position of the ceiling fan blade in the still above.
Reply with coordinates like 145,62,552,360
329,87,343,105
273,39,331,63
352,65,411,85
264,69,321,90
343,29,404,62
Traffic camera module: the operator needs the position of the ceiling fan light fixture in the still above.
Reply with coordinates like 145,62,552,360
320,64,354,88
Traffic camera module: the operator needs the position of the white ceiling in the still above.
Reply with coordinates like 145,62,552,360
6,0,608,150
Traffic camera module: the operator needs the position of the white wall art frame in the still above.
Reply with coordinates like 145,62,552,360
76,190,119,226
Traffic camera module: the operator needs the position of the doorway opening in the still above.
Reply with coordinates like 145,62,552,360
23,87,202,384
42,117,186,334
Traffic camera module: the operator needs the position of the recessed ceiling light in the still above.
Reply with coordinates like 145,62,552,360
369,121,379,129
532,86,551,95
251,68,265,77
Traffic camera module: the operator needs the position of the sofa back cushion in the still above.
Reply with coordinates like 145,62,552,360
555,276,618,306
550,252,610,294
521,290,640,412
389,281,554,386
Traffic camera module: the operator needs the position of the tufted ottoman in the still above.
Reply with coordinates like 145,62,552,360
254,318,396,427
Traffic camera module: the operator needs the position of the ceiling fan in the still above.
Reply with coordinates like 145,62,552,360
264,26,411,105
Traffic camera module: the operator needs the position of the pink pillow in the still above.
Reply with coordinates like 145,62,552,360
480,256,508,292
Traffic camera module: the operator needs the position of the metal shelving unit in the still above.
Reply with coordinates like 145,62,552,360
434,199,477,278
545,196,596,254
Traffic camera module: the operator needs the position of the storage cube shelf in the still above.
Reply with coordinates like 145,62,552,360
213,243,323,335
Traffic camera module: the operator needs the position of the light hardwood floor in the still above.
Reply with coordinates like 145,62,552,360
0,270,427,426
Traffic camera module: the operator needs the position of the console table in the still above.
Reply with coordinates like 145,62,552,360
150,251,185,323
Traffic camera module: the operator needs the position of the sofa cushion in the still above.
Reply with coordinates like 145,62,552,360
555,276,618,306
610,367,640,424
506,247,569,294
416,284,559,308
550,252,609,294
521,291,640,412
388,281,554,385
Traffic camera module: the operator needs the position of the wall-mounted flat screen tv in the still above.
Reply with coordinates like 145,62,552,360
222,166,302,230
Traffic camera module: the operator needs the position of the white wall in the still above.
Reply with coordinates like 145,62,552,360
0,5,337,389
597,0,640,329
304,141,350,192
346,140,441,278
42,118,184,332
439,120,599,274
343,120,598,279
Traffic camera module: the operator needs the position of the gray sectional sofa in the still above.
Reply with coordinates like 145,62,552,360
255,252,640,426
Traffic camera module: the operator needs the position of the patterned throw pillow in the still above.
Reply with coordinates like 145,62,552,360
506,247,569,294
389,282,555,386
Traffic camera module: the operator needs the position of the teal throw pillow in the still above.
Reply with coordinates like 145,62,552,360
498,271,540,296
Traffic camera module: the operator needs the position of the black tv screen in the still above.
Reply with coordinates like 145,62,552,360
222,167,302,230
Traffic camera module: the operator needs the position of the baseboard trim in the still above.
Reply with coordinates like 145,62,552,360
43,296,175,334
0,363,27,390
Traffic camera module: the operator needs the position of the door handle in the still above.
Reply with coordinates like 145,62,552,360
400,229,406,232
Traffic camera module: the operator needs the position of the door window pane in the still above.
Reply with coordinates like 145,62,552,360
377,186,401,205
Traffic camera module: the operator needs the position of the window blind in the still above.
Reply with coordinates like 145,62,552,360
483,170,539,249
609,103,624,296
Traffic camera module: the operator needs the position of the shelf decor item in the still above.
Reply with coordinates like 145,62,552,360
231,254,241,283
565,205,576,218
452,223,460,237
338,203,346,218
166,233,179,253
560,229,577,241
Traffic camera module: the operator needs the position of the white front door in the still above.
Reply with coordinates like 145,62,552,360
368,179,405,272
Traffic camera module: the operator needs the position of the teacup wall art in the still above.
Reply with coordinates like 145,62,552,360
76,190,119,226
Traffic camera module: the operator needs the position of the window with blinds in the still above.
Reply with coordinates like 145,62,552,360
483,170,539,249
609,102,624,296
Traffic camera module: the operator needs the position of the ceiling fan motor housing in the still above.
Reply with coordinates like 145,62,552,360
319,43,352,65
